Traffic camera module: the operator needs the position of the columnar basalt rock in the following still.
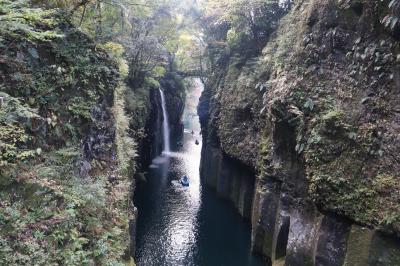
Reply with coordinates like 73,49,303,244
199,142,256,219
199,0,400,265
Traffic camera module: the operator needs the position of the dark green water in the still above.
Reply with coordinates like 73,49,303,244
134,130,264,266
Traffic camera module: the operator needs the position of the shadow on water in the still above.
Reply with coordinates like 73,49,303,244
134,129,264,266
135,80,263,266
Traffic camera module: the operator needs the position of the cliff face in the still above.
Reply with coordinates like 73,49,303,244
199,0,400,265
131,72,185,169
136,88,163,168
161,73,186,139
0,2,136,264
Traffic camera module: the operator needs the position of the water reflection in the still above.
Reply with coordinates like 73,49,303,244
135,130,202,265
135,80,263,266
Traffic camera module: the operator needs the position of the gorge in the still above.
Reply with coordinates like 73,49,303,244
134,82,263,265
1,0,400,266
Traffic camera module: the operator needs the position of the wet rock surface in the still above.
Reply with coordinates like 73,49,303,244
136,74,185,169
138,88,164,167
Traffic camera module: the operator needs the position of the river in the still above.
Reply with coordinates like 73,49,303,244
134,85,264,266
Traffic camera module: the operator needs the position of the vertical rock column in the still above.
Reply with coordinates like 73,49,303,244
200,144,256,220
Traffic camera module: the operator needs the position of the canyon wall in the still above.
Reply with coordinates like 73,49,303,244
136,88,164,168
135,73,186,169
199,0,400,265
0,2,185,264
0,3,136,263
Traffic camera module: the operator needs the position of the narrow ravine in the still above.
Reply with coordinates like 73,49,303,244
3,1,400,265
134,82,264,266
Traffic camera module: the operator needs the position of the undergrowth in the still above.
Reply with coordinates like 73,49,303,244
0,2,135,265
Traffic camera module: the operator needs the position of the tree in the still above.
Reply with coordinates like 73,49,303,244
32,0,207,86
202,0,291,51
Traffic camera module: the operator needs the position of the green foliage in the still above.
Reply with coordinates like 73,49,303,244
68,97,96,119
1,1,119,142
114,82,137,175
203,0,291,51
124,86,149,140
33,0,203,87
303,98,314,111
226,28,247,49
0,2,132,264
145,77,161,88
0,124,34,165
0,0,63,42
153,66,166,78
0,1,191,264
97,41,125,58
0,93,41,169
0,147,130,265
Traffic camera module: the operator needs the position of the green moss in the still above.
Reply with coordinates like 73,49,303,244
0,2,132,264
343,226,374,266
303,102,400,231
308,144,400,230
258,131,273,180
304,103,393,228
321,109,344,123
113,80,137,175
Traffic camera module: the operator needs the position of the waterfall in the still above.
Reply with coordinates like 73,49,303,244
159,88,170,153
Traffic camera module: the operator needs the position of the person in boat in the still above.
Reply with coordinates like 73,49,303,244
181,175,189,186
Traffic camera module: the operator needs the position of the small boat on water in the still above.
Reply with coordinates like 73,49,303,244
181,175,189,187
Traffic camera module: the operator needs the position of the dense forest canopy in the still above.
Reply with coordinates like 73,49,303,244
22,0,204,87
7,0,396,85
3,0,298,85
2,0,398,87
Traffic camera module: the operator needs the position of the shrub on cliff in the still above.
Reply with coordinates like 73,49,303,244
0,1,133,264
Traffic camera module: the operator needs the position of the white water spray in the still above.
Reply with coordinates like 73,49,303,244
159,88,170,153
